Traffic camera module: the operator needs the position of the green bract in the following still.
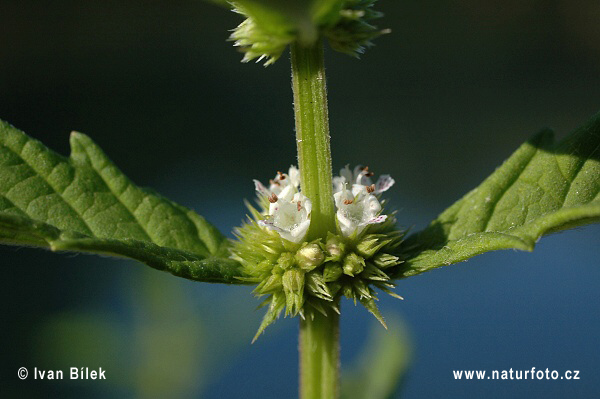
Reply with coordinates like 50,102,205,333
229,0,388,65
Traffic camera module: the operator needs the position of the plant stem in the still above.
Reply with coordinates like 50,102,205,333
299,307,340,399
291,40,336,241
291,41,340,399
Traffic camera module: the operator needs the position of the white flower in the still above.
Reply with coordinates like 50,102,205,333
253,164,391,240
258,186,312,243
254,165,300,197
332,165,394,194
334,184,387,237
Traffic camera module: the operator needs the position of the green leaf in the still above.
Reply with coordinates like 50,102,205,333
396,111,600,278
0,120,244,284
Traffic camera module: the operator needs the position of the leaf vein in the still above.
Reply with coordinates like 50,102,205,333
481,145,540,232
6,146,94,236
560,156,587,208
74,152,155,243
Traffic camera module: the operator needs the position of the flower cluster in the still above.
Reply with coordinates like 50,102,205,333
232,165,403,341
253,165,394,242
229,0,388,65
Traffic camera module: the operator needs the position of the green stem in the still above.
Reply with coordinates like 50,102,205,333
291,40,336,241
299,307,340,399
291,41,339,399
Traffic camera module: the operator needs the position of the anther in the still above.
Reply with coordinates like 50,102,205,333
268,193,278,203
366,184,375,193
343,199,354,205
297,201,302,211
277,171,286,180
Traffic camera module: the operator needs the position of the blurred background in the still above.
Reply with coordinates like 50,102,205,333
1,0,599,398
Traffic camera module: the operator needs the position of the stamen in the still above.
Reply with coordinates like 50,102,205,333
343,199,354,205
269,179,280,186
277,171,286,180
366,184,375,193
268,193,278,203
361,166,374,177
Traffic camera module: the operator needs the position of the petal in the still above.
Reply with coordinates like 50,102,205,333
334,185,353,207
269,182,283,195
352,165,364,179
303,198,312,215
293,193,312,215
336,209,356,237
288,219,311,242
375,174,395,194
333,190,344,207
258,219,284,233
366,194,382,213
361,215,387,226
340,164,353,183
278,184,296,201
351,184,368,197
268,202,280,215
354,165,373,186
254,179,269,196
288,165,301,188
332,176,345,193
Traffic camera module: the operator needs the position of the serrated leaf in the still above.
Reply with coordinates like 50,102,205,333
396,112,600,278
0,120,244,284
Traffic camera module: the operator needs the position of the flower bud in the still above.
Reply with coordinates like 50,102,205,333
343,253,365,277
328,282,343,297
325,234,345,262
295,243,325,271
323,262,343,282
256,274,283,294
342,284,356,301
305,272,332,301
255,259,273,275
282,269,304,294
356,234,390,258
372,253,400,269
282,269,305,316
277,252,296,270
361,263,390,281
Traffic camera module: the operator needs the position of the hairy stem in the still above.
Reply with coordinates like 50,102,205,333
291,41,339,399
299,307,340,399
291,40,336,241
